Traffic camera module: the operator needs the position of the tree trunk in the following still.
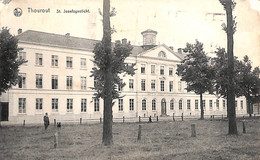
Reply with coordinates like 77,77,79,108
246,97,252,117
200,93,204,120
0,93,2,127
102,0,113,146
226,0,238,135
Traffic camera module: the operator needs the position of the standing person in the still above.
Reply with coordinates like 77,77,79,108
43,113,50,130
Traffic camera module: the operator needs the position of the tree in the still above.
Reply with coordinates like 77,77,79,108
91,0,135,146
0,27,26,127
176,40,214,120
238,56,260,117
219,0,238,134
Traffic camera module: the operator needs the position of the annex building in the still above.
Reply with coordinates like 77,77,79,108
0,29,247,123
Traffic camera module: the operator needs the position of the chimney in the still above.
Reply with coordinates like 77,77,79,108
18,28,22,34
122,38,127,45
178,48,182,54
169,46,174,51
65,33,70,37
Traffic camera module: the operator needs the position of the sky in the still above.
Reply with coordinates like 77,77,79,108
0,0,259,67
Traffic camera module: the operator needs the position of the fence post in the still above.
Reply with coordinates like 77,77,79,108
54,119,56,126
213,115,215,119
222,115,223,120
123,116,125,123
80,118,82,125
181,113,184,121
149,116,152,123
54,132,59,148
173,113,175,121
191,124,196,137
157,116,159,122
243,122,246,133
254,114,256,119
139,116,141,123
137,125,141,140
100,117,102,123
23,120,25,127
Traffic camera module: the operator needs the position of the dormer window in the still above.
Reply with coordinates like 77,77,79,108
158,51,166,58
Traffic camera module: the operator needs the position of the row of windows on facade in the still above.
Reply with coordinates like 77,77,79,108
141,64,175,76
18,74,182,92
19,52,88,69
17,98,244,114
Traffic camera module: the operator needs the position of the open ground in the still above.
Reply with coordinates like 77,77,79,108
0,119,259,160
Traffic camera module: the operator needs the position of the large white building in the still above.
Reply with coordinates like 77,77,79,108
0,29,247,123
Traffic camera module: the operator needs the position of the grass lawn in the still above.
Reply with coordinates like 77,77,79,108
0,119,259,160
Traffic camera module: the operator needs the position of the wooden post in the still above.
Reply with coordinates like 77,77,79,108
243,122,246,133
100,117,102,123
80,118,82,125
139,116,141,123
191,124,196,137
54,132,59,148
54,119,56,126
123,116,125,123
137,125,141,140
173,113,175,121
213,115,215,119
23,120,25,127
157,116,159,122
149,116,152,123
181,113,184,121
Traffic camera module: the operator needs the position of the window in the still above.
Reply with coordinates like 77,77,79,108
141,64,145,74
141,79,145,91
223,100,226,110
52,75,58,89
170,99,174,110
187,100,191,110
67,99,73,112
160,66,164,75
94,98,100,112
240,100,243,109
80,58,86,69
18,73,26,88
18,98,26,113
216,100,219,110
129,99,134,111
160,81,164,91
51,55,58,67
209,100,213,110
142,99,146,110
158,51,166,58
151,80,156,91
36,74,43,88
35,53,43,66
179,100,182,110
169,81,173,92
66,57,73,68
152,99,156,110
81,77,87,90
151,65,155,74
36,98,43,111
81,99,87,112
18,52,26,61
118,99,123,111
66,76,73,89
169,68,173,76
52,98,58,112
178,81,182,92
203,100,206,110
195,100,198,110
129,79,134,89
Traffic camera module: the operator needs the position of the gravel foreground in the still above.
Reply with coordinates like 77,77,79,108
0,119,259,160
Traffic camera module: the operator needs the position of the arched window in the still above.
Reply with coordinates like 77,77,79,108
170,99,174,110
152,99,156,110
158,51,166,58
179,99,182,110
142,99,146,110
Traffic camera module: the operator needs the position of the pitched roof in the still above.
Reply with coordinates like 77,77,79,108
16,30,145,55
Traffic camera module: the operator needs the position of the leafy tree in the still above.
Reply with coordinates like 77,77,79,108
219,0,238,135
238,56,260,117
0,27,26,126
91,0,135,145
176,40,214,120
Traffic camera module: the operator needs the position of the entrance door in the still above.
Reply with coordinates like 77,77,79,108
161,99,166,115
1,102,9,121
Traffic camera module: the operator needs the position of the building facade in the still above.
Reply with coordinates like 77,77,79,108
0,29,247,123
